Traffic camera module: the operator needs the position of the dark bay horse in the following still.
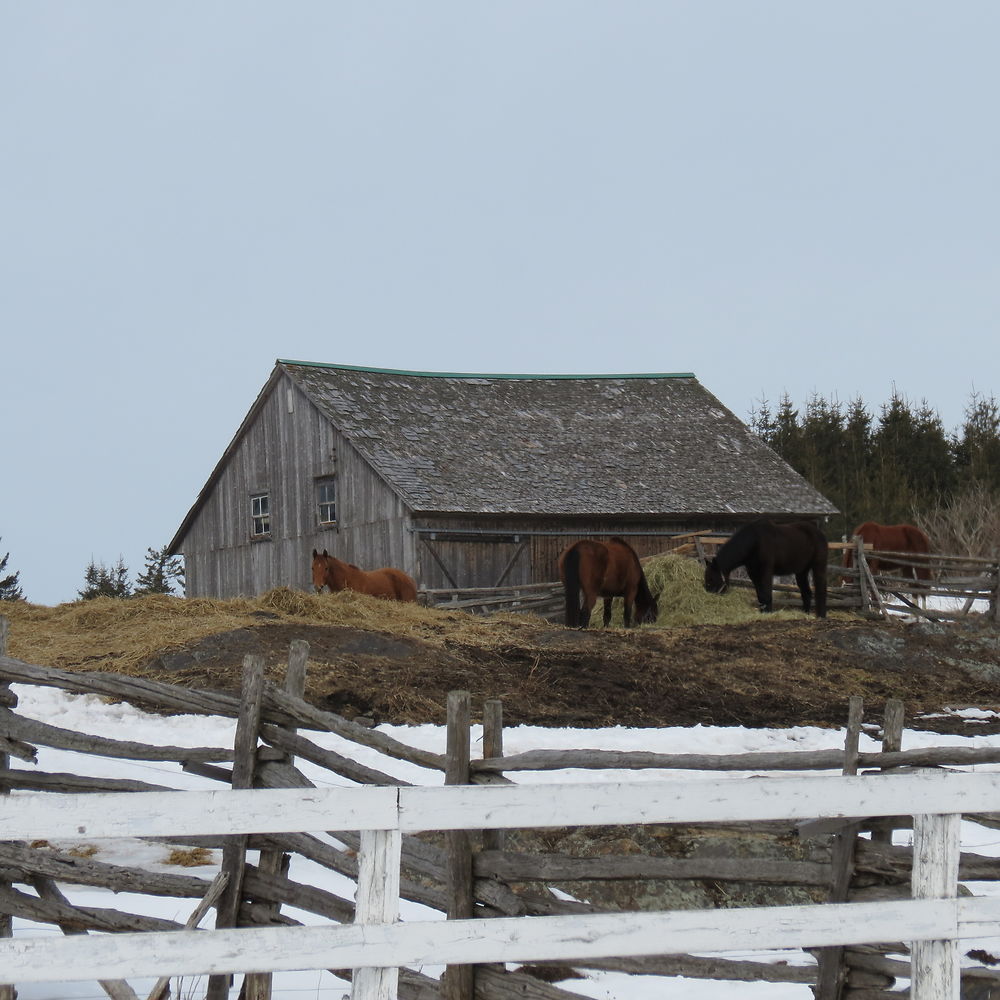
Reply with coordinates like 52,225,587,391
311,549,417,603
842,522,932,584
558,537,659,628
704,520,828,618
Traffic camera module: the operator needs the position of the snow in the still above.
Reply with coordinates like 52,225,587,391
6,658,1000,1000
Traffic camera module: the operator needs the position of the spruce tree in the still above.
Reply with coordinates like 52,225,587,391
0,540,24,602
134,545,185,596
955,391,1000,492
78,557,132,600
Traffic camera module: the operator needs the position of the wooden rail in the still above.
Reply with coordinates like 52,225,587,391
0,773,998,1000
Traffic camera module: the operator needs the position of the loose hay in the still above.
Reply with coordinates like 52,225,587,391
4,558,845,678
164,847,215,867
591,554,816,628
2,587,554,677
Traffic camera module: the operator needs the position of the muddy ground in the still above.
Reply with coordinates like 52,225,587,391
146,614,1000,736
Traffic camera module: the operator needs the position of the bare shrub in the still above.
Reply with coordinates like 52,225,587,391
916,485,1000,558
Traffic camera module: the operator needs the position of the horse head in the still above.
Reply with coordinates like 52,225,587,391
637,591,660,625
311,549,330,593
703,557,728,595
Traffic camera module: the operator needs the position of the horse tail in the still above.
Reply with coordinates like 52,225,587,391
561,545,582,627
906,525,933,581
396,572,418,603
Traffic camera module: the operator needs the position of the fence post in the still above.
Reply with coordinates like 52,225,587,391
814,695,863,1000
911,812,961,1000
481,699,504,850
352,828,402,1000
206,654,266,1000
244,640,309,1000
871,698,905,846
444,691,474,1000
0,616,13,1000
993,560,1000,624
853,536,869,614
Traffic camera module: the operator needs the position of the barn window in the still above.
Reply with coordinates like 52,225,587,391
316,477,336,525
250,493,270,537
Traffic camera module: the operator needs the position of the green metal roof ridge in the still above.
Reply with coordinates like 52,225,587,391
278,359,695,380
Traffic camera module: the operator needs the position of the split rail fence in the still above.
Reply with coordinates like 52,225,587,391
419,531,1000,623
671,530,1000,623
1,620,1000,999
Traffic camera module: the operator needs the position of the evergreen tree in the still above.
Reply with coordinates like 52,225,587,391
870,392,952,523
840,397,874,533
954,391,1000,492
0,539,24,602
78,557,132,600
748,396,777,446
134,545,185,596
770,394,803,465
797,395,848,535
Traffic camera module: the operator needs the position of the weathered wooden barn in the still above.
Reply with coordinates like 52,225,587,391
168,360,837,598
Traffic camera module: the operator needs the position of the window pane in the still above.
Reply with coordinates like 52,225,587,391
317,479,336,523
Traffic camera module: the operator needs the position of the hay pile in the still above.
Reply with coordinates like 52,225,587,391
0,587,550,677
643,554,811,627
2,557,845,678
586,553,825,628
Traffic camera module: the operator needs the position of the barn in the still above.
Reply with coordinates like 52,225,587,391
167,360,837,598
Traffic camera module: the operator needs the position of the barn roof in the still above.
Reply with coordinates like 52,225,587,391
278,360,837,518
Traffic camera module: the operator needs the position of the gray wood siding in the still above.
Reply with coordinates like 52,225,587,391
412,515,747,589
179,374,414,599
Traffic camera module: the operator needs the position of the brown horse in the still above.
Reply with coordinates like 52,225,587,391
842,522,932,584
558,537,659,628
311,549,417,602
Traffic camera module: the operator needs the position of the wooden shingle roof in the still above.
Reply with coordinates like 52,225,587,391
281,361,837,518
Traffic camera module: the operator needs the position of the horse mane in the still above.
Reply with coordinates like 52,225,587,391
902,524,931,553
714,522,761,573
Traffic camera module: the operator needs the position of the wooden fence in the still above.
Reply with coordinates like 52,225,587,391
671,531,1000,622
420,531,1000,622
2,769,1000,1000
2,622,1000,998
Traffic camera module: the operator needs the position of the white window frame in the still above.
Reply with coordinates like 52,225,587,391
316,477,337,526
250,492,270,537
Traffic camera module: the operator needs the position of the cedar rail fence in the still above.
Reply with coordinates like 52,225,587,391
1,620,1000,1000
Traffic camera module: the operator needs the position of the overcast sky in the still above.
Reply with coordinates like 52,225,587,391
3,3,998,606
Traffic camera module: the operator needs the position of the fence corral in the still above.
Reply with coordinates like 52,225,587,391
420,529,1000,623
0,623,999,999
672,530,1000,622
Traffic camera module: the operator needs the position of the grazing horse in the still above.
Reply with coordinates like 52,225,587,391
558,537,659,628
704,520,828,618
311,549,417,603
842,522,932,585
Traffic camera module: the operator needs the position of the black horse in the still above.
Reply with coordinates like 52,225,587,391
704,520,828,618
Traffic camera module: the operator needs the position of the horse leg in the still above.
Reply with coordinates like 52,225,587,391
754,571,774,613
814,568,828,618
579,592,596,629
603,598,614,628
795,571,812,615
621,597,636,628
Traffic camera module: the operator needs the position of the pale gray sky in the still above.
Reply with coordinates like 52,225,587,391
3,3,998,605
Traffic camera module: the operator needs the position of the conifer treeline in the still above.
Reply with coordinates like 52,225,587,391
750,390,1000,543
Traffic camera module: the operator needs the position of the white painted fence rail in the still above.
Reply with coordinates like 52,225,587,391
0,770,998,1000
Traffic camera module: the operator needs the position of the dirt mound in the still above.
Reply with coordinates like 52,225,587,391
4,577,999,734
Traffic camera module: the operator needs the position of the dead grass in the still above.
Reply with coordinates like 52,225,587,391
2,561,855,680
164,847,215,867
2,587,553,677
